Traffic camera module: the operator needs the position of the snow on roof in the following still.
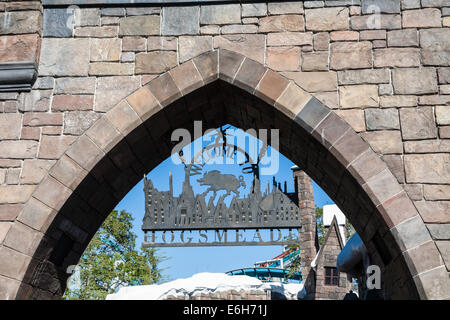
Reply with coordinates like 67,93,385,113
323,204,346,226
106,272,305,300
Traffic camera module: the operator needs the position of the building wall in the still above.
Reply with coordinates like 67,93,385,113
315,225,352,300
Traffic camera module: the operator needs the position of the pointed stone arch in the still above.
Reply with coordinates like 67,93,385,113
2,49,447,300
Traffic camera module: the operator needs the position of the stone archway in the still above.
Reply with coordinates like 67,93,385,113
1,49,447,300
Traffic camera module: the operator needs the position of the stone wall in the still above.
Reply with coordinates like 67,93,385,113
0,0,449,300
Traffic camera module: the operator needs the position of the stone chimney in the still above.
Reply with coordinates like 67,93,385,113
292,167,317,300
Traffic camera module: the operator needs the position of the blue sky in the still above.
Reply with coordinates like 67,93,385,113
114,126,334,282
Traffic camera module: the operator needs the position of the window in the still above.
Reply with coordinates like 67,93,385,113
325,267,340,286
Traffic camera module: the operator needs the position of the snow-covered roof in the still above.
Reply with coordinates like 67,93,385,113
323,204,346,226
106,272,306,300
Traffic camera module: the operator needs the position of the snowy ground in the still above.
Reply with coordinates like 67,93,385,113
106,272,305,300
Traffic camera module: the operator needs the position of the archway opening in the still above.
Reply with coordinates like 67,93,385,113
18,76,419,300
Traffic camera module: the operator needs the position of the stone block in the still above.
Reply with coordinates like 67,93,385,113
312,112,350,149
295,97,331,133
424,185,450,201
405,154,450,184
313,32,329,51
33,176,72,212
0,114,21,140
192,51,218,84
329,128,369,167
404,240,443,276
334,109,366,132
365,108,400,130
387,29,418,47
52,95,93,112
439,126,450,138
74,26,117,37
214,34,265,64
0,246,31,280
403,8,441,28
330,31,359,41
305,7,349,31
266,32,313,47
127,86,161,121
19,90,52,112
268,2,304,14
148,37,177,51
162,6,199,36
102,8,125,16
38,135,76,160
399,107,437,140
361,131,403,155
64,111,102,136
200,25,220,35
21,159,55,185
383,154,404,183
274,82,310,119
89,63,133,76
95,76,140,112
301,52,329,73
259,15,304,32
427,224,450,240
0,11,41,35
330,42,372,70
374,48,420,67
339,85,378,108
436,106,450,125
0,34,40,63
147,73,181,107
39,39,90,76
0,141,38,159
380,95,417,108
54,77,96,95
86,117,122,154
404,140,450,153
200,4,241,25
76,8,100,26
436,242,450,271
0,185,35,204
33,78,54,90
267,46,301,71
229,57,264,94
393,68,438,95
122,37,146,52
350,14,401,30
170,61,203,96
135,51,177,74
20,127,39,141
179,36,212,63
285,72,336,94
43,8,72,37
255,70,290,106
0,204,22,221
23,113,63,127
242,3,267,17
119,15,159,36
362,0,400,13
66,135,105,172
221,24,258,34
338,69,390,85
90,38,121,62
401,0,420,9
420,29,450,66
415,201,449,224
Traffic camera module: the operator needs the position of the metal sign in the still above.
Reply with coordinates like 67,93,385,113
142,127,302,247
